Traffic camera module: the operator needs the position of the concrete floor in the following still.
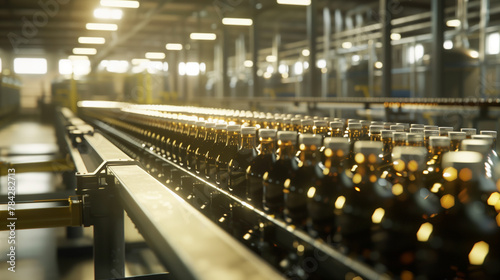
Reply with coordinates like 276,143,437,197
0,116,165,280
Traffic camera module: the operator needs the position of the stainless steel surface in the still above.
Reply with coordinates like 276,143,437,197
109,164,286,280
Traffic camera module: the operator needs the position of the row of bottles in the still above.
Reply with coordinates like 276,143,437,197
87,104,500,279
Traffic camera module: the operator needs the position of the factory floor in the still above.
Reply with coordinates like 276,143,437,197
0,115,165,280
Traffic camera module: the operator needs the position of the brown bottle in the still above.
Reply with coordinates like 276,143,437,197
392,132,407,147
369,125,384,142
329,121,344,137
406,133,424,147
439,126,453,137
228,127,258,197
205,123,227,181
381,130,394,165
215,124,240,188
448,131,466,152
460,128,476,139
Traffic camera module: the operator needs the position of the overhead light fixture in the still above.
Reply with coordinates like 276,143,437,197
86,23,118,31
469,50,479,58
73,48,97,55
166,43,183,50
243,60,253,67
277,0,311,5
266,55,277,62
190,33,217,40
69,55,89,61
390,33,401,40
222,18,253,26
145,52,165,59
443,40,453,50
301,49,310,56
78,37,106,44
100,0,139,8
132,58,150,65
374,61,383,69
94,8,123,19
446,19,461,27
341,42,352,49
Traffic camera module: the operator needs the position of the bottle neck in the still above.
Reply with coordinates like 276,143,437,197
215,130,227,144
299,145,320,166
259,138,276,155
277,141,296,159
348,128,361,141
240,134,256,149
226,131,240,146
205,128,216,142
196,127,206,140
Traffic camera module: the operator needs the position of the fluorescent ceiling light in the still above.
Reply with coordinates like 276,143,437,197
132,58,150,65
277,0,311,5
390,33,401,40
94,8,123,19
301,49,310,56
100,0,139,8
222,18,253,26
68,55,89,61
374,61,383,69
73,48,97,55
86,23,118,31
78,37,106,44
190,33,217,40
166,43,183,50
243,60,253,67
341,42,352,49
446,19,461,27
266,55,277,62
145,52,165,59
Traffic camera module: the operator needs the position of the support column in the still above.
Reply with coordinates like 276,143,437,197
431,0,444,98
380,0,392,98
250,0,259,98
479,0,490,98
222,26,230,98
307,0,319,97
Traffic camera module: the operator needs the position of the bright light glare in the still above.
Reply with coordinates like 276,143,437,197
78,37,106,44
408,44,424,64
0,58,2,73
317,59,326,68
301,49,310,56
94,8,123,19
470,50,479,58
342,42,352,49
178,62,203,76
352,55,361,62
59,59,72,75
444,40,453,50
59,59,91,76
103,60,129,73
100,0,139,8
266,65,274,73
86,23,118,31
222,18,253,26
374,61,383,69
391,33,401,40
278,64,288,74
166,43,183,50
244,60,253,67
487,33,500,55
266,55,277,63
145,52,165,59
190,33,216,40
277,0,311,5
446,19,461,27
132,58,149,65
294,61,303,75
73,48,97,55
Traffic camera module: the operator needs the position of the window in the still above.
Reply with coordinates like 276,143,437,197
14,58,47,74
487,33,500,55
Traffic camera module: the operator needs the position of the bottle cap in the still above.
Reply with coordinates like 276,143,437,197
429,136,451,147
369,125,384,133
215,123,227,130
291,118,302,125
353,141,383,158
323,137,350,152
424,130,439,137
392,132,407,141
390,125,405,132
448,131,466,141
410,128,424,134
461,139,491,155
241,126,257,135
347,119,359,123
187,119,197,125
329,121,344,129
227,125,241,132
481,130,497,139
411,124,425,128
396,123,410,130
392,146,427,169
360,120,371,127
381,130,394,138
442,151,483,173
407,133,424,142
299,134,323,146
348,123,362,129
314,120,328,127
371,121,385,125
196,121,206,126
205,122,216,128
259,129,277,138
301,119,314,126
460,128,476,136
277,131,298,143
471,134,494,145
424,125,438,130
